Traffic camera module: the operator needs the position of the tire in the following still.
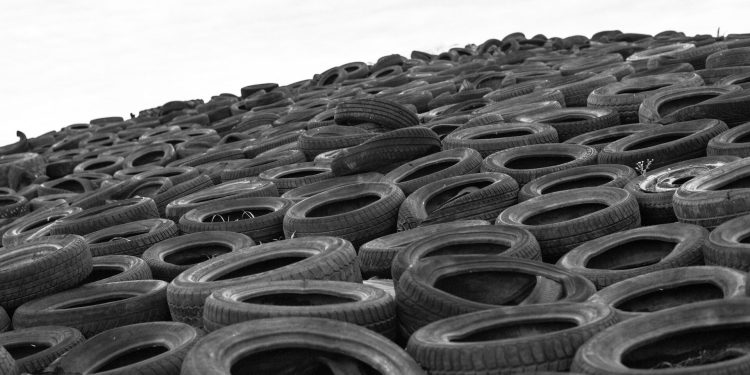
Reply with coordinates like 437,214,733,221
152,175,214,216
82,255,153,285
638,86,740,124
179,197,293,242
241,130,305,158
167,236,360,327
519,164,637,202
407,302,617,374
142,231,255,281
50,196,159,236
706,47,750,68
281,172,386,203
0,307,8,332
697,66,750,84
539,73,618,107
704,212,750,270
0,195,28,219
13,280,169,337
48,321,201,375
384,148,482,195
38,175,95,196
625,43,695,71
646,41,728,70
442,122,559,157
391,224,542,282
564,123,661,151
658,89,750,128
202,280,395,338
588,266,748,320
708,122,750,157
0,235,92,311
557,223,706,289
598,119,728,170
396,256,596,335
122,143,176,168
358,220,490,279
0,347,17,375
623,156,740,225
283,182,405,247
622,62,695,81
0,326,84,374
330,127,442,176
83,218,179,257
397,172,519,230
587,72,704,123
165,178,278,222
571,299,750,375
298,125,375,159
496,187,640,263
480,143,598,186
0,153,45,190
334,98,419,129
258,161,333,194
220,149,306,181
181,317,425,375
515,108,620,141
131,166,199,186
673,157,750,229
117,176,174,199
72,155,125,175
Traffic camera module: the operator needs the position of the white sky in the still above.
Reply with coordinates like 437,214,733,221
1,0,747,146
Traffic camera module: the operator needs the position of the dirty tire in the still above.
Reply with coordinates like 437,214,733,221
0,326,84,374
519,164,637,202
83,218,179,257
481,143,598,187
179,197,293,242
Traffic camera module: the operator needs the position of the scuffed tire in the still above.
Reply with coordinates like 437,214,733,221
564,123,660,151
283,182,404,247
397,172,519,230
396,256,595,335
0,326,84,374
384,148,482,195
202,280,395,338
181,317,425,375
515,108,620,141
82,255,153,285
442,122,559,157
142,231,254,281
48,322,201,375
407,302,617,374
358,220,490,279
167,236,360,327
557,223,706,289
496,187,640,262
83,218,179,257
179,197,293,242
704,213,750,271
13,280,170,337
481,143,598,186
588,266,748,320
49,197,159,236
519,164,637,202
334,98,419,129
391,225,541,282
707,121,750,157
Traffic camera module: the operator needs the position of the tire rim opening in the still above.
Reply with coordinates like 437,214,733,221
585,239,676,270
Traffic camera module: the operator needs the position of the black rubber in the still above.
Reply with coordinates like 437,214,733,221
442,122,559,157
407,302,618,374
384,148,482,195
638,86,739,124
673,157,750,229
202,280,396,338
48,321,201,375
519,164,637,201
181,317,424,375
50,197,159,236
397,172,519,230
623,156,740,225
707,121,750,157
588,266,748,320
142,231,255,281
83,218,179,257
167,236,361,327
704,214,750,271
13,280,170,337
164,178,278,222
0,326,84,374
572,299,750,374
598,119,729,170
396,256,596,335
258,161,333,194
480,143,598,186
82,254,153,285
220,149,306,181
179,197,293,242
557,222,707,289
334,98,419,129
0,235,92,311
281,172,386,203
283,182,405,247
515,108,620,141
390,225,542,283
564,123,661,152
496,187,641,262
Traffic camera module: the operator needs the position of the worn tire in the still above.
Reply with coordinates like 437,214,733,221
384,148,482,195
0,326,84,374
167,236,360,327
50,196,159,236
564,123,660,151
519,164,637,202
179,197,293,242
481,143,598,186
515,108,620,141
707,121,750,157
442,122,559,157
704,213,750,271
83,218,179,257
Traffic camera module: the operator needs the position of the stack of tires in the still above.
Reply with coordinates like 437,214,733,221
2,29,750,374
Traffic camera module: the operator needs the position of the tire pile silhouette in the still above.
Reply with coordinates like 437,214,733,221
3,29,750,374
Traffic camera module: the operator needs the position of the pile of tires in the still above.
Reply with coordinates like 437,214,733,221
2,29,750,374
